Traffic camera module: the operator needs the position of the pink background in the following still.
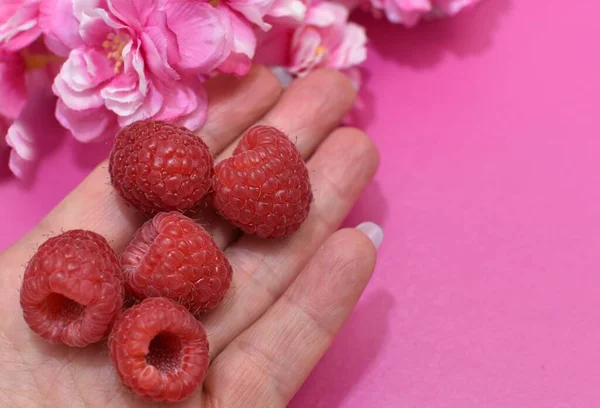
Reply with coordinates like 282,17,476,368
2,0,600,406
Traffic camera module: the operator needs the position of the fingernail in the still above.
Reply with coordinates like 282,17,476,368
271,66,293,88
356,222,384,250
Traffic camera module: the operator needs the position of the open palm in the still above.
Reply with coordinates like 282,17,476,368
0,67,380,407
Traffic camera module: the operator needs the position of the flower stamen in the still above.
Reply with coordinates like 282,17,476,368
103,32,128,73
315,45,327,57
21,51,65,70
19,38,66,70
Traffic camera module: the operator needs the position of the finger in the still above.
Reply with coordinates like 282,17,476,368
8,66,282,257
204,228,378,407
190,69,358,247
202,128,380,357
216,68,356,161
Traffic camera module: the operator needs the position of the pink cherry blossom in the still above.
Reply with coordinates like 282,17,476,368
210,0,281,77
224,0,274,29
41,0,235,142
215,5,258,77
0,52,26,176
257,0,367,127
0,45,62,178
359,0,481,26
0,0,42,52
256,1,367,78
0,52,26,118
266,0,307,23
291,2,366,76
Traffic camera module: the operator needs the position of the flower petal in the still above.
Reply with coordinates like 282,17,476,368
117,79,163,126
289,27,323,76
140,10,180,82
0,52,26,119
151,76,203,127
217,5,256,77
7,148,32,178
432,0,478,15
153,77,208,131
5,120,35,162
228,0,274,30
163,0,233,71
0,117,9,142
0,1,41,52
372,0,431,25
79,7,127,46
305,1,347,28
39,0,84,55
55,100,118,142
128,42,147,94
254,25,293,67
327,22,367,70
52,48,114,110
177,82,207,131
266,0,306,23
107,0,155,29
101,75,142,116
5,68,62,177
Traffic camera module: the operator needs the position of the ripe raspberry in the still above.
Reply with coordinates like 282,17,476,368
212,125,312,238
19,230,124,347
121,211,232,313
108,297,209,402
109,120,214,217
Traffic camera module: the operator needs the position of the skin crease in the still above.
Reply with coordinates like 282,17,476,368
0,66,379,407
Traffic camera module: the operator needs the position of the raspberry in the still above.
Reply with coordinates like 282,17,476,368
212,125,312,238
19,230,124,347
108,297,209,402
121,211,232,313
109,120,214,217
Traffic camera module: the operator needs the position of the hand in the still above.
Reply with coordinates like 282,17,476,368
0,66,381,407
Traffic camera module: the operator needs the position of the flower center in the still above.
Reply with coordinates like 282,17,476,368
103,33,128,73
20,49,65,70
18,38,66,70
315,45,327,56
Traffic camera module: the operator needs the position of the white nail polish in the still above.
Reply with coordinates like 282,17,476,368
271,66,293,88
356,222,384,250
